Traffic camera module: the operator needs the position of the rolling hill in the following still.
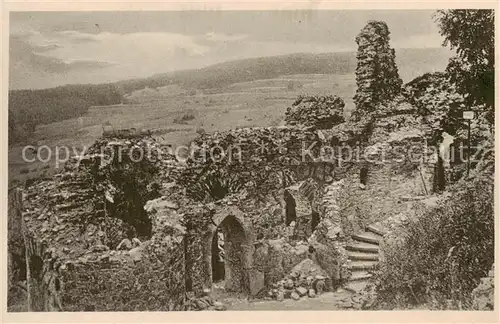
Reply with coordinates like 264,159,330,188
8,47,453,146
116,47,453,93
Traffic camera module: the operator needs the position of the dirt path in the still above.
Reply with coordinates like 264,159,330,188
218,291,354,311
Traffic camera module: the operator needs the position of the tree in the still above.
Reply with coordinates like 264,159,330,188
434,10,494,124
352,20,402,121
403,72,465,144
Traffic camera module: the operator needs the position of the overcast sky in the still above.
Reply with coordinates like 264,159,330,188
10,10,445,90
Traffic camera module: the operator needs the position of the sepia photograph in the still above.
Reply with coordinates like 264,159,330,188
5,7,495,315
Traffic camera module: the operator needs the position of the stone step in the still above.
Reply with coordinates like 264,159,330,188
351,232,381,245
365,224,387,237
349,270,373,281
348,261,377,271
347,252,379,261
345,243,379,253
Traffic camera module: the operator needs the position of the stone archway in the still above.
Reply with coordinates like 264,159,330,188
206,207,254,294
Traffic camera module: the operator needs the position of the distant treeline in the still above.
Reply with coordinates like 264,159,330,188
8,49,448,145
116,52,358,93
8,84,123,144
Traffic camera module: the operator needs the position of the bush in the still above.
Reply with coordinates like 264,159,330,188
375,174,494,309
173,112,195,124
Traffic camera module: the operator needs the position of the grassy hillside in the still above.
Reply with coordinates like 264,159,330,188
117,48,452,93
8,47,452,187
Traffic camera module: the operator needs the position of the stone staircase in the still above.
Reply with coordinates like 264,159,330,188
344,224,387,293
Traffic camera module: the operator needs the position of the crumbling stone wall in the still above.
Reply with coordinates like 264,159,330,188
353,20,402,121
16,131,186,312
285,95,345,129
14,112,438,311
179,126,357,203
60,242,185,311
336,107,436,238
8,188,25,296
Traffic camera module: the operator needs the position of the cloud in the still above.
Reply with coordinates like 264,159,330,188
35,31,211,67
9,11,447,89
56,30,99,44
204,32,248,42
9,35,114,74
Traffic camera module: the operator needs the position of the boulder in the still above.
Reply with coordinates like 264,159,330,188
284,279,294,289
472,277,494,310
306,276,314,287
116,238,132,250
200,295,213,306
90,244,109,252
308,289,316,298
291,292,301,300
195,299,209,310
290,258,328,278
214,301,226,311
341,299,353,308
276,290,285,302
296,287,308,297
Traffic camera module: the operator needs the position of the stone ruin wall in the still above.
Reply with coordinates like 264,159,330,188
12,132,187,311
323,110,438,240
8,116,441,311
7,188,24,298
17,176,187,311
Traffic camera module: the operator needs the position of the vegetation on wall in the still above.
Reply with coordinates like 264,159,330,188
374,9,495,310
375,172,494,309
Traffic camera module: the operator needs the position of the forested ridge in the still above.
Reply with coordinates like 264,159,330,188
8,84,123,144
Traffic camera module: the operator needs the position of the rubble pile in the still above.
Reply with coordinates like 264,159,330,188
471,265,494,310
185,290,227,311
266,259,330,301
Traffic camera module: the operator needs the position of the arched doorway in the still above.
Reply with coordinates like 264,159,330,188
211,215,247,292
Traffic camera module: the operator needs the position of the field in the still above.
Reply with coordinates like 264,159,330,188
8,74,356,186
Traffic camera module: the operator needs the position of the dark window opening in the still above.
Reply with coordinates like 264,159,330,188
54,278,61,291
311,211,320,232
211,229,225,283
360,167,368,185
29,255,43,279
284,191,297,226
433,155,446,193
